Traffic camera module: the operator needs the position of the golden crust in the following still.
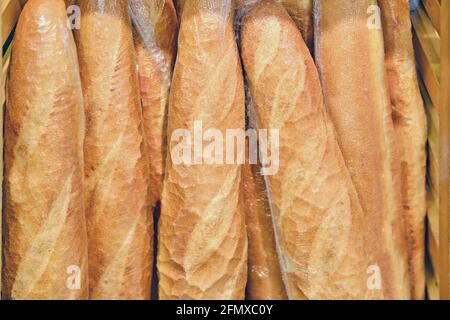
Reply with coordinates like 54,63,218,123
76,0,152,300
131,0,178,212
4,0,88,300
241,0,381,300
158,1,247,300
379,0,427,300
315,0,410,299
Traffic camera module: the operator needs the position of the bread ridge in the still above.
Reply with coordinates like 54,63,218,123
130,0,178,212
379,0,427,300
3,0,88,300
241,0,382,300
158,0,248,300
76,0,152,300
314,0,410,299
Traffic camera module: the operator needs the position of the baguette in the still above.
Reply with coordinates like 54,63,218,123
129,0,178,212
281,0,313,52
158,0,247,300
240,0,380,299
243,157,287,300
75,0,152,300
3,0,88,300
314,0,410,299
379,0,427,300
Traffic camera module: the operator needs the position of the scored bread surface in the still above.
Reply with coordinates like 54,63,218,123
241,0,382,300
4,0,88,300
314,0,410,299
379,0,427,300
76,0,152,300
158,0,248,300
130,0,179,212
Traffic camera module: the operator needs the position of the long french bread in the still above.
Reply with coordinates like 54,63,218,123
3,0,88,300
129,0,178,213
158,0,248,300
240,0,381,300
75,0,152,300
314,0,410,299
379,0,427,300
281,0,313,52
243,156,287,300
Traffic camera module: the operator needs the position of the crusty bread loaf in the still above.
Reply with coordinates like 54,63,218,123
379,0,427,300
129,0,178,212
158,0,248,300
75,0,152,300
240,0,381,300
314,0,410,299
281,0,313,52
243,157,287,300
3,0,88,300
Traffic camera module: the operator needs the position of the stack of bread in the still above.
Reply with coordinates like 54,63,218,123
1,0,426,300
